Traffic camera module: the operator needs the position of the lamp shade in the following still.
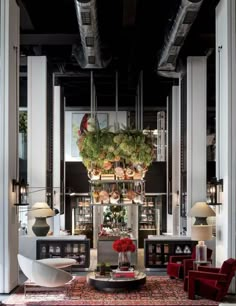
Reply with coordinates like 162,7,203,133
28,202,55,218
189,202,216,217
191,225,213,241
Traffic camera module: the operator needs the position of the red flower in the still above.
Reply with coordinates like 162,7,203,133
112,238,136,253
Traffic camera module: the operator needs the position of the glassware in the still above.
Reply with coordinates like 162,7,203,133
118,252,130,271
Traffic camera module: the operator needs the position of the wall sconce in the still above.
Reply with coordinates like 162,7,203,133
207,177,223,205
12,179,29,206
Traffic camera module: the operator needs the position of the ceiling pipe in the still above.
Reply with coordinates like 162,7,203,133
73,0,111,68
157,0,203,77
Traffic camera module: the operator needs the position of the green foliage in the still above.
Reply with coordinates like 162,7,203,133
78,127,154,170
19,111,27,134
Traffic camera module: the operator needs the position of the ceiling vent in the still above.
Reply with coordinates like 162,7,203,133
74,0,111,68
157,0,203,76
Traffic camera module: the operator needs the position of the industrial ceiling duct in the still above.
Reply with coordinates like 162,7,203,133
157,0,203,76
73,0,111,68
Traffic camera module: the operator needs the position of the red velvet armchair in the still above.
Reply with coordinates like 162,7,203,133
185,258,236,301
167,247,212,279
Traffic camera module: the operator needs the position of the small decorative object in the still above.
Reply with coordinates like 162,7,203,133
110,190,120,204
126,190,136,200
125,167,135,179
99,262,106,275
115,167,124,179
99,190,109,203
112,238,136,271
92,191,100,203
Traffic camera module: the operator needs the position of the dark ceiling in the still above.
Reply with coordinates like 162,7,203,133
19,0,219,109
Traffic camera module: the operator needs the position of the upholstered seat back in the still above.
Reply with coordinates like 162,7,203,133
216,258,236,299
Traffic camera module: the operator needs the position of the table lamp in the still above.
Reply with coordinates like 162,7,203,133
28,202,55,236
189,201,215,262
191,225,212,262
189,201,216,225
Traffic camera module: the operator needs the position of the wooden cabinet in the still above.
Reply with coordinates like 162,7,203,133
36,239,90,269
144,238,197,269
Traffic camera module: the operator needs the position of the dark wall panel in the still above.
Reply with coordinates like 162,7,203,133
66,161,166,194
66,162,89,193
145,162,166,193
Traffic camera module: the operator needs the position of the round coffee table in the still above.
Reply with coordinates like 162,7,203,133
87,271,146,292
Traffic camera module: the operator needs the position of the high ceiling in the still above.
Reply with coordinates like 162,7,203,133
19,0,219,109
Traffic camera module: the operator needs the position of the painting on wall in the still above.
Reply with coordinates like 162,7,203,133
71,113,108,160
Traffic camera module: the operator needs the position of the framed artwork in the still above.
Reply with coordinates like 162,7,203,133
65,111,127,162
65,112,108,161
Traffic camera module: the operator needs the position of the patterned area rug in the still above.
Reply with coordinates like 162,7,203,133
2,276,219,306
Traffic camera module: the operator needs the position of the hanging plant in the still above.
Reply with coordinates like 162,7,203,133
78,126,154,175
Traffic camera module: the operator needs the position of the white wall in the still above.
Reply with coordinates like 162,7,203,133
0,0,19,293
215,0,236,266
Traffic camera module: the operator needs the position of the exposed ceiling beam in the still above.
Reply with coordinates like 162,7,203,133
20,34,80,45
18,0,34,31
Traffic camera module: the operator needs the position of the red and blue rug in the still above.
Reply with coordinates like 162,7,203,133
2,276,220,306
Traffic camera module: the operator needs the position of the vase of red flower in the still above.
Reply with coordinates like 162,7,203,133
112,238,136,271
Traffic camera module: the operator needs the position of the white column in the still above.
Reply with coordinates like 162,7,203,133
215,0,236,266
0,0,19,293
53,85,61,235
27,56,47,234
166,96,172,233
172,85,180,236
186,57,207,236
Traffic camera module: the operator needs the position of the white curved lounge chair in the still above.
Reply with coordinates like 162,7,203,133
17,254,73,288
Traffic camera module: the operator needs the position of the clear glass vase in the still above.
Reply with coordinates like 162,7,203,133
118,252,131,271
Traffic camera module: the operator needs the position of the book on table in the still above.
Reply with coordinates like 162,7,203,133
112,270,135,279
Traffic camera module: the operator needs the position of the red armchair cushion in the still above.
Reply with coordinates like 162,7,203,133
197,279,218,300
167,262,183,278
187,258,236,301
167,247,212,279
216,258,236,289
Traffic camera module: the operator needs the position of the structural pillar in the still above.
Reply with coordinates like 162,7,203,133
171,85,181,236
0,0,19,293
53,85,61,235
186,56,207,236
215,0,236,266
27,56,47,234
